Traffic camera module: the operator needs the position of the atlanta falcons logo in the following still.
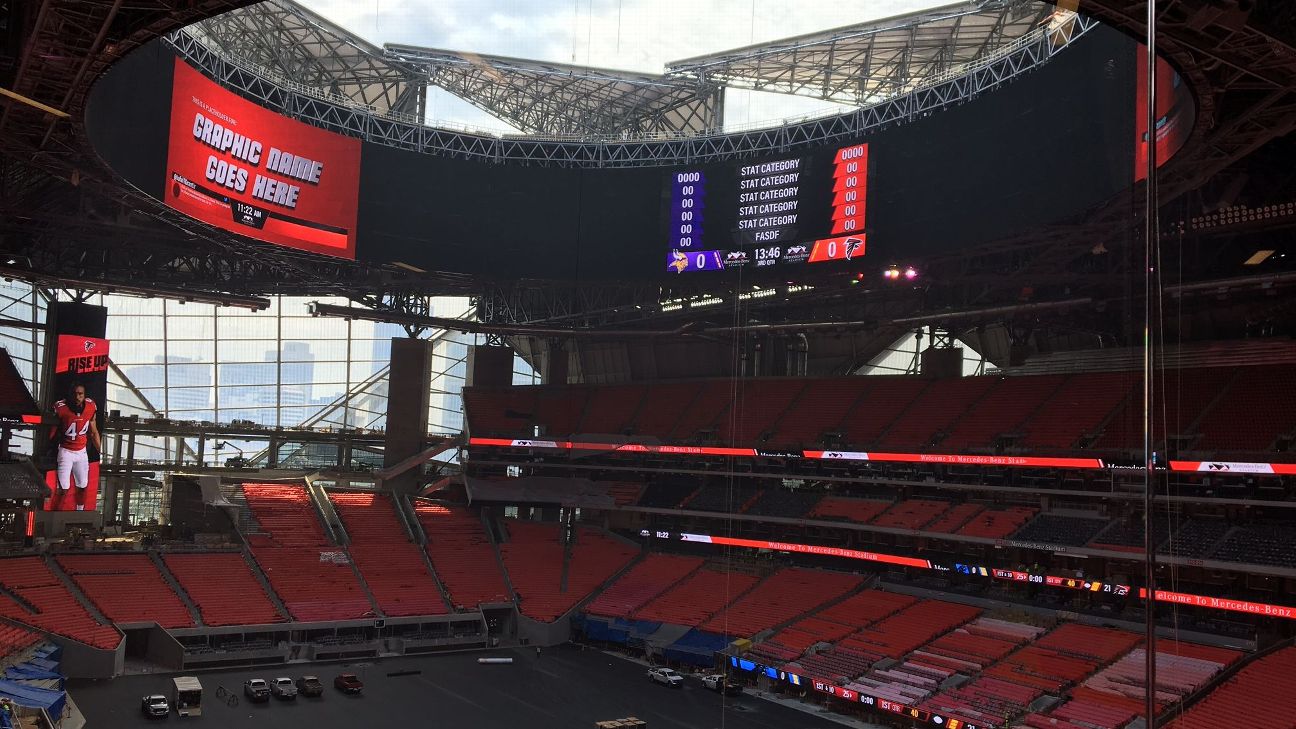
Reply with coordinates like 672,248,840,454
844,237,863,260
83,340,96,352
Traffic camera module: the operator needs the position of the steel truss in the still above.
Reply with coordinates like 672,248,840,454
668,0,1054,105
384,45,722,136
185,0,422,115
167,11,1096,167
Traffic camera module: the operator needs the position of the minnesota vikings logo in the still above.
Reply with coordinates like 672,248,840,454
670,250,689,273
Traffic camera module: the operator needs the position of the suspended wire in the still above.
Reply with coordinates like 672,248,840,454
1142,0,1161,723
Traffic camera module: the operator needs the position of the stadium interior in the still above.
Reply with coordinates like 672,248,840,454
1,0,1295,728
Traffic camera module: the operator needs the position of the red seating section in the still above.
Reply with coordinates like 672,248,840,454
499,521,637,622
1018,372,1133,449
700,568,863,636
926,503,985,533
919,623,1140,728
765,590,918,660
631,382,702,438
817,590,918,628
956,507,1038,539
770,378,871,447
878,376,998,449
57,554,193,628
841,378,933,447
1097,368,1233,449
330,492,448,617
0,557,120,649
941,375,1065,450
579,384,646,434
809,497,891,524
0,623,40,661
872,499,952,530
463,388,535,437
242,483,373,622
1195,364,1296,452
465,365,1296,455
633,566,759,626
412,502,511,609
718,380,806,445
1168,645,1296,729
162,553,285,626
841,600,982,660
584,554,702,618
533,389,588,437
670,386,733,440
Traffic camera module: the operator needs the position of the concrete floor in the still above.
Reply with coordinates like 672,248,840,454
68,646,849,729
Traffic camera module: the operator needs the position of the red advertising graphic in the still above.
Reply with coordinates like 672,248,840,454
53,335,110,375
1134,49,1193,182
165,59,361,258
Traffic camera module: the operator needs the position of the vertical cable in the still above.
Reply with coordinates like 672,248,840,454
1142,0,1160,725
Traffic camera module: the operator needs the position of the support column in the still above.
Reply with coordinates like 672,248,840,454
384,338,435,494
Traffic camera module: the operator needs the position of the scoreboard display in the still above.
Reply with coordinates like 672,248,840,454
664,143,871,275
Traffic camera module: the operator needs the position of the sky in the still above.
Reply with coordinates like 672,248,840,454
300,0,956,133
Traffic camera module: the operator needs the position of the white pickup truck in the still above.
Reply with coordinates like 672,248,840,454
647,667,684,687
701,674,743,695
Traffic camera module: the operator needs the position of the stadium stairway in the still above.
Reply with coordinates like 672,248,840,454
344,551,384,618
393,494,457,610
239,547,291,621
41,555,109,626
306,481,347,545
147,551,203,627
482,510,519,606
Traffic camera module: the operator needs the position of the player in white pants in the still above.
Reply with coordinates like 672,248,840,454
52,385,100,511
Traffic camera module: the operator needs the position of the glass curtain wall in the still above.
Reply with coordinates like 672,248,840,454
0,285,535,465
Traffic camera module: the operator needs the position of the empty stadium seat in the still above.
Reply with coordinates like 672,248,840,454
700,568,863,637
0,557,121,649
242,483,374,622
57,554,194,628
584,554,703,618
162,552,285,626
633,566,759,627
330,491,449,617
499,520,637,622
412,502,511,609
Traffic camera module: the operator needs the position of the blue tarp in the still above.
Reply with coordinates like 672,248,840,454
662,629,728,667
582,617,629,644
5,664,61,681
0,678,65,719
667,629,728,653
26,658,58,673
615,619,662,637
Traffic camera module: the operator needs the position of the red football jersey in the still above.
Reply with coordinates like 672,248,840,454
53,398,96,451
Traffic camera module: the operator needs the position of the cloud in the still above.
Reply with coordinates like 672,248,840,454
300,0,954,130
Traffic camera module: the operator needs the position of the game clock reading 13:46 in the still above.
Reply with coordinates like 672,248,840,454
665,142,869,275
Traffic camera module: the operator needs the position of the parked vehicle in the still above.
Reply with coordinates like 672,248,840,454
648,667,684,687
270,677,298,700
243,678,270,702
140,694,170,718
296,676,325,697
701,674,743,695
334,673,364,694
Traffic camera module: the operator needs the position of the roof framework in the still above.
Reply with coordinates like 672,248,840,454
669,0,1054,105
383,45,722,135
185,0,420,115
184,0,1056,137
167,7,1094,165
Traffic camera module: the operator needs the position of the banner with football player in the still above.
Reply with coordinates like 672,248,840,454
41,302,109,512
